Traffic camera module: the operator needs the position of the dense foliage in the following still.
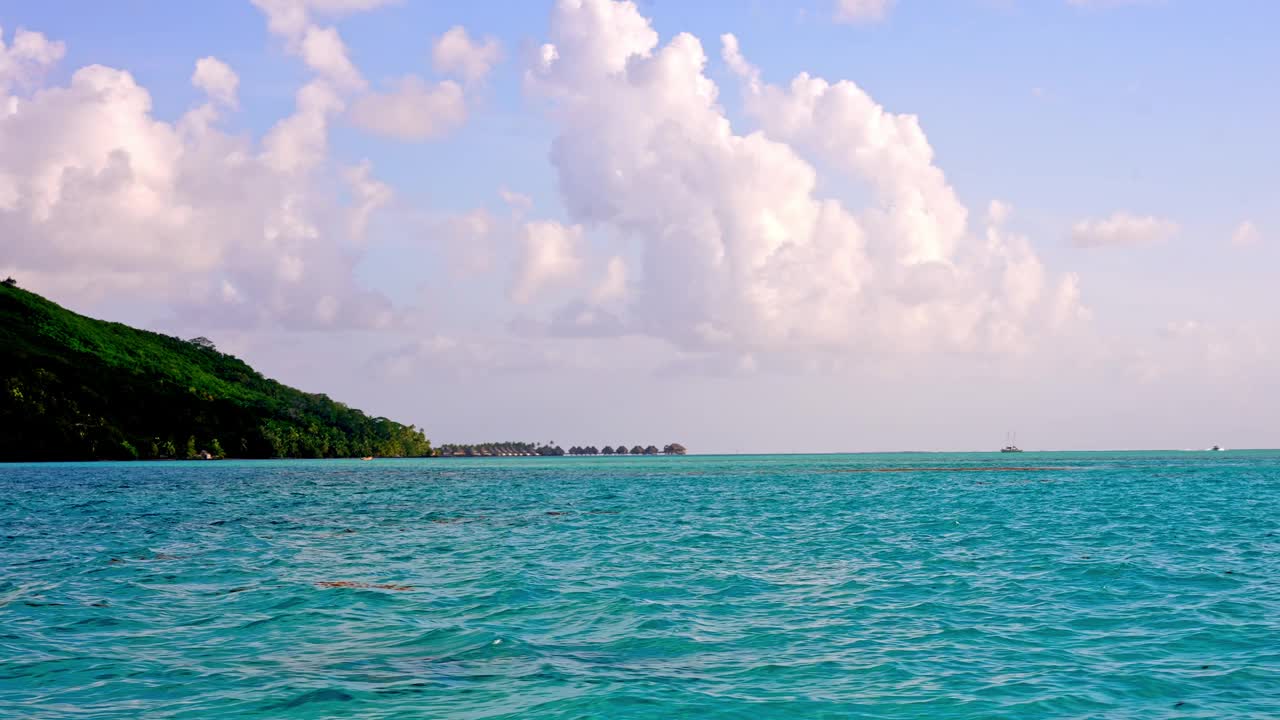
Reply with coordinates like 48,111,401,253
0,283,431,461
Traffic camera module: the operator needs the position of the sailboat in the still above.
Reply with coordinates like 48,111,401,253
1001,432,1023,453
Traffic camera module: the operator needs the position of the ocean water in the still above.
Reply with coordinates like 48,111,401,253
2,453,1279,719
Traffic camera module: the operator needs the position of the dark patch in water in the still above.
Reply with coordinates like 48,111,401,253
270,688,354,709
317,581,413,591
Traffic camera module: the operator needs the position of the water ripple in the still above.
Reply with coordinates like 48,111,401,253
2,452,1279,718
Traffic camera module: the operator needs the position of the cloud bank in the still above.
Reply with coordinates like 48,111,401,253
519,0,1086,356
0,8,406,329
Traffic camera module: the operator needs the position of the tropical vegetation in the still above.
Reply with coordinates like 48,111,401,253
0,281,432,461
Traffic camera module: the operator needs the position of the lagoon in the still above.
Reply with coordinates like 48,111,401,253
2,452,1279,718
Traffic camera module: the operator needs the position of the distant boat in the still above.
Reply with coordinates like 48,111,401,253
1209,445,1225,452
361,456,374,461
1000,432,1023,453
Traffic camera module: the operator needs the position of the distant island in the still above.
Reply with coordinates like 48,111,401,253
434,443,687,457
0,280,432,461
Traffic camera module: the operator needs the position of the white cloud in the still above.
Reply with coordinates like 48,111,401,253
344,160,391,242
522,0,1085,356
987,199,1013,226
192,57,239,108
510,220,584,304
432,26,503,83
349,76,466,141
261,79,345,174
251,0,398,39
498,187,533,214
0,27,396,331
833,0,896,24
720,34,757,87
1070,211,1177,248
1230,220,1260,247
255,0,473,146
251,0,376,89
0,26,65,94
300,25,365,90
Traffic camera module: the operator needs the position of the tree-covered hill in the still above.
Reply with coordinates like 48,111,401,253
0,281,431,461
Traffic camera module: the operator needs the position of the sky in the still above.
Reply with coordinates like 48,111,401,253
1,0,1277,453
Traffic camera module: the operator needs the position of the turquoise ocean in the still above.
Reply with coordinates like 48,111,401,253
2,452,1278,718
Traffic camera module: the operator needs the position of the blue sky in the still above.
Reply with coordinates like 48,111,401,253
2,0,1277,451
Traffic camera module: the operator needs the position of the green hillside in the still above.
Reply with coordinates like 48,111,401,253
0,280,431,461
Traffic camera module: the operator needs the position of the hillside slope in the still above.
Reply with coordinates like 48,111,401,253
0,282,430,460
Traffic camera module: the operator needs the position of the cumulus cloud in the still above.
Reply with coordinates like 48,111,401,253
432,26,503,83
299,25,365,90
261,79,345,175
510,220,584,304
0,26,65,93
251,0,376,89
1070,212,1177,248
1230,220,1260,247
0,19,398,330
252,0,398,37
349,76,465,141
192,57,239,108
522,0,1086,355
833,0,896,24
